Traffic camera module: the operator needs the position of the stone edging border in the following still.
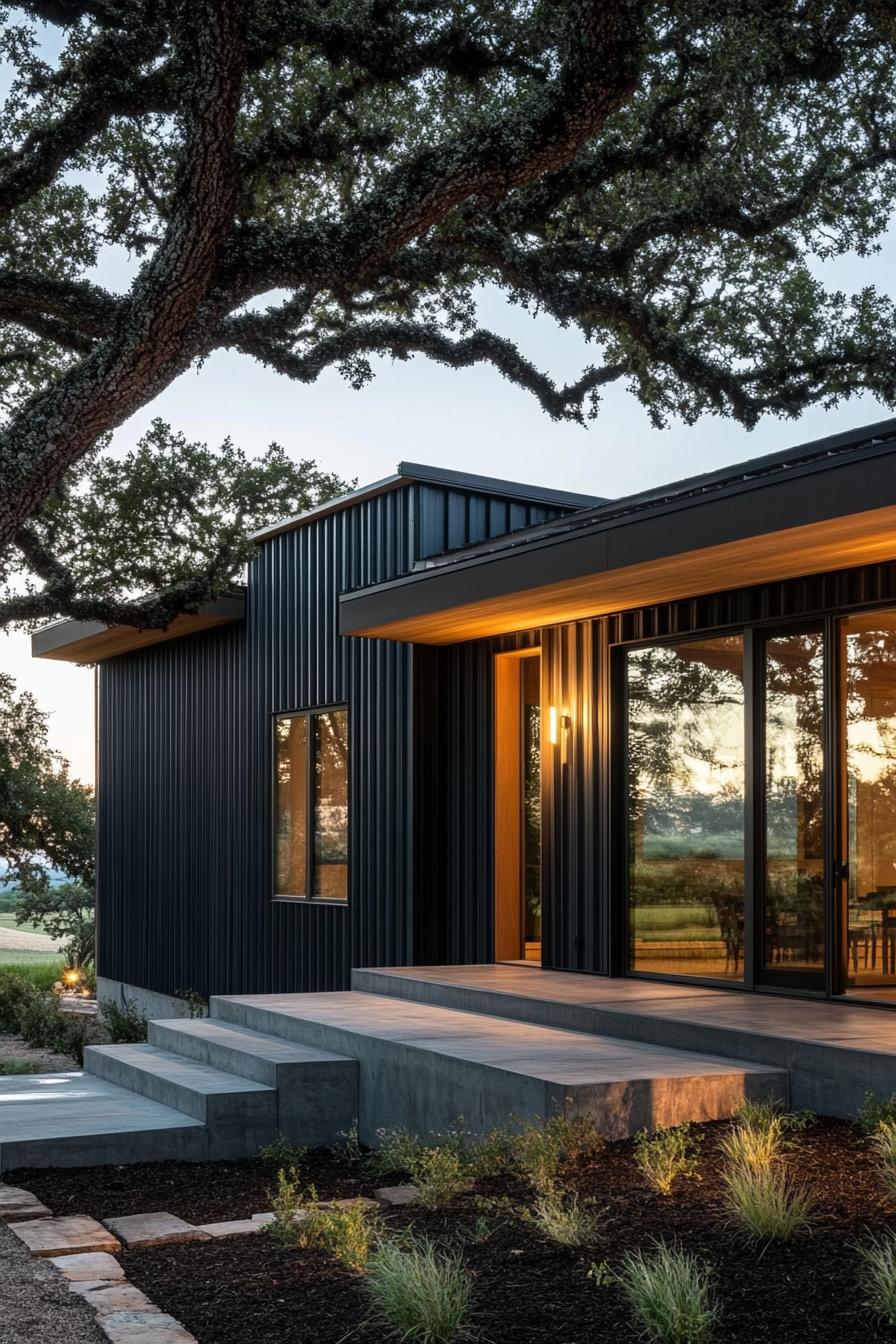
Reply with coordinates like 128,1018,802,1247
1,1180,419,1343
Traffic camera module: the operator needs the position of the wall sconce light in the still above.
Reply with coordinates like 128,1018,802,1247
548,706,571,761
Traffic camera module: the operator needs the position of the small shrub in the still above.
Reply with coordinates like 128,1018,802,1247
296,1197,377,1270
414,1145,468,1210
371,1125,434,1177
266,1165,376,1268
857,1091,896,1134
723,1163,813,1242
371,1125,467,1208
635,1125,702,1197
619,1243,717,1344
332,1121,364,1166
0,974,39,1033
175,987,208,1019
870,1122,896,1196
258,1133,308,1167
267,1164,304,1246
101,996,148,1044
528,1183,600,1246
514,1114,604,1192
0,1058,38,1075
366,1235,472,1344
858,1231,896,1326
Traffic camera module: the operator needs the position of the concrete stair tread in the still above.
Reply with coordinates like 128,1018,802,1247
148,1017,351,1065
0,1072,203,1141
85,1044,276,1096
212,991,782,1085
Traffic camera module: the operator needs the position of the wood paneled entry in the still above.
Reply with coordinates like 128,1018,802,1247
495,650,542,963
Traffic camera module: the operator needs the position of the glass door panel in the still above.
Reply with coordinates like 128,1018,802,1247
626,636,746,981
761,629,825,984
843,611,896,995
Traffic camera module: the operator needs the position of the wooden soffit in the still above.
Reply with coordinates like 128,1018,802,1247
339,496,896,645
31,593,246,664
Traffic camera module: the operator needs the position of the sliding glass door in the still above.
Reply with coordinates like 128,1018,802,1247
842,611,896,997
760,629,826,988
625,637,746,981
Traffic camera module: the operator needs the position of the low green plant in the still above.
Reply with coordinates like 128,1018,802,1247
296,1196,377,1270
267,1164,304,1246
0,962,64,1001
175,987,208,1019
16,989,91,1063
100,996,148,1044
723,1163,813,1242
0,1058,38,1074
856,1091,896,1134
371,1125,468,1208
619,1243,717,1344
414,1145,469,1210
870,1122,896,1196
858,1231,896,1326
366,1235,472,1344
470,1114,605,1192
266,1165,377,1268
0,973,39,1033
718,1101,807,1172
527,1183,600,1247
634,1125,702,1197
332,1121,364,1166
258,1134,309,1167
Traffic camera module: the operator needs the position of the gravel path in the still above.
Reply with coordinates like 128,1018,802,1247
0,1223,104,1342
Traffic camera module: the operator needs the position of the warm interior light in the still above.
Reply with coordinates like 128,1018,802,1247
548,705,559,745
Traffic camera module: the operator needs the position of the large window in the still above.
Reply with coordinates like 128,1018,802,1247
626,637,746,981
275,708,348,901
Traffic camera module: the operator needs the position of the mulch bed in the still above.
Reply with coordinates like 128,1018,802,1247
10,1151,378,1222
14,1117,896,1343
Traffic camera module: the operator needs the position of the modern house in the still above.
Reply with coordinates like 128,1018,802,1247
18,414,896,1169
32,417,896,1015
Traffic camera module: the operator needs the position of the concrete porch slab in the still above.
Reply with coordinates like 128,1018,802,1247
212,989,786,1142
352,964,896,1116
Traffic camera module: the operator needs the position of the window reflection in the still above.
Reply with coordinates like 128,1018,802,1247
313,709,349,900
845,612,896,992
763,632,825,974
275,715,307,897
626,637,745,980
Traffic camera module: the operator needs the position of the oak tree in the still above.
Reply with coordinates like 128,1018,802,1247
1,0,895,627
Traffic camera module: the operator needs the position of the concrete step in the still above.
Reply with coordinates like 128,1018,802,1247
147,1017,358,1145
0,1073,206,1171
211,990,787,1144
350,965,896,1118
83,1044,277,1157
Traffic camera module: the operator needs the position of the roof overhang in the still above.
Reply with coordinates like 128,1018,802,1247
339,425,896,644
31,592,246,665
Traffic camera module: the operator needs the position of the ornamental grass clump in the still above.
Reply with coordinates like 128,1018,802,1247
856,1090,896,1134
366,1235,472,1344
722,1162,813,1243
528,1183,600,1247
371,1126,469,1209
718,1101,806,1172
634,1124,702,1197
870,1122,896,1197
858,1231,896,1326
619,1243,717,1344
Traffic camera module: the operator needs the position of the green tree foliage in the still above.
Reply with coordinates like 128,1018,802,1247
0,2,892,626
3,418,352,628
0,671,94,888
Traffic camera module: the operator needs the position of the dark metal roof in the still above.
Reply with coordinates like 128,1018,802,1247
250,460,606,542
32,592,246,664
338,416,896,641
414,415,896,570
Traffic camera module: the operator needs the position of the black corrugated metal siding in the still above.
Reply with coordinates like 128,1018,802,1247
414,483,566,560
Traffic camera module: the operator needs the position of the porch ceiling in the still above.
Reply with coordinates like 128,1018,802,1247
339,426,896,644
31,592,246,664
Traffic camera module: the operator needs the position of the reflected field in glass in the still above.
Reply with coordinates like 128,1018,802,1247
626,637,745,980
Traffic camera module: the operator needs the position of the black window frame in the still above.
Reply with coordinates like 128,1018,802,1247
272,703,349,905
